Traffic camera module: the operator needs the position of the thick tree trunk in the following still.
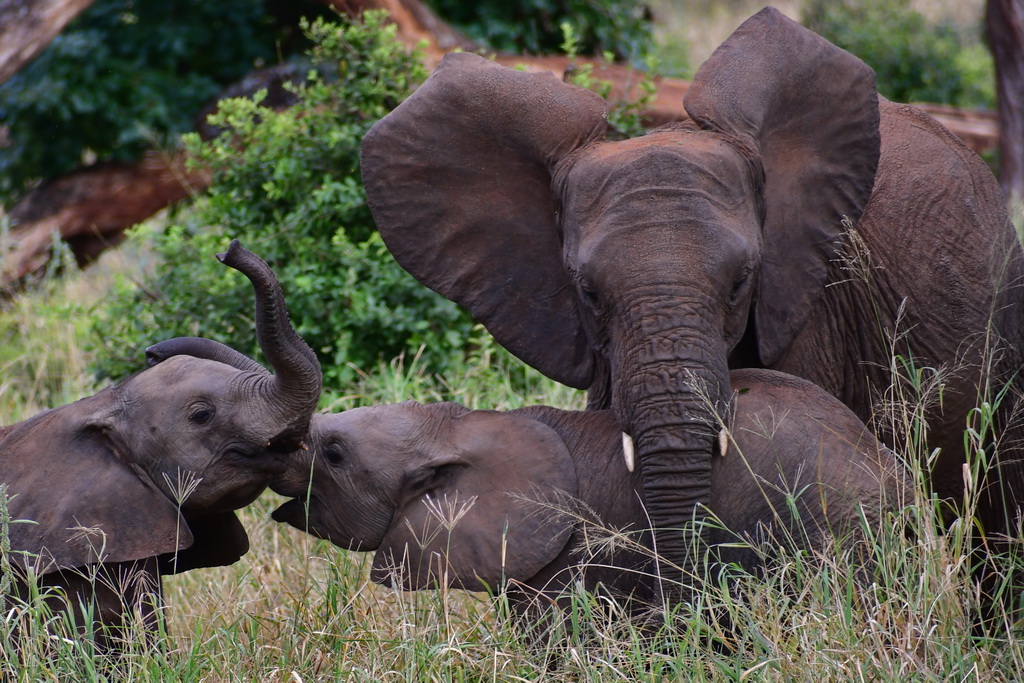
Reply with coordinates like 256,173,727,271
987,0,1024,202
0,0,97,84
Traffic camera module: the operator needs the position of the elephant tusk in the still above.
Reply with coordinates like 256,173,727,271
622,432,635,473
719,427,729,458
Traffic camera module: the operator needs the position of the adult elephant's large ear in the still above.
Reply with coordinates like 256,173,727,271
361,52,608,388
684,8,881,366
370,411,578,591
3,409,191,575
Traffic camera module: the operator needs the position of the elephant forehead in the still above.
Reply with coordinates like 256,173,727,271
562,136,762,268
321,404,444,455
565,131,756,218
142,355,244,386
131,357,253,407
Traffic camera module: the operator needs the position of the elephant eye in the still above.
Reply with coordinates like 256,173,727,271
729,267,752,304
579,283,600,309
322,444,345,466
188,405,215,425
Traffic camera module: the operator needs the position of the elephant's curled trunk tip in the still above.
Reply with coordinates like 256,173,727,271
216,239,244,266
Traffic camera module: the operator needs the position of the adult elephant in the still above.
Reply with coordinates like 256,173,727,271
360,8,1024,594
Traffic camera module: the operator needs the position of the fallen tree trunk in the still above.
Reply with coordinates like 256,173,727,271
1,152,210,294
0,62,311,294
0,0,1002,293
0,0,97,85
489,55,1000,151
491,54,690,128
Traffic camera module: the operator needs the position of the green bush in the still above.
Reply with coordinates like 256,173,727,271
803,0,995,109
91,12,477,391
423,0,653,61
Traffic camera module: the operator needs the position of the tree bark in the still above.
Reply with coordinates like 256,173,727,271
987,0,1024,202
1,152,210,294
0,0,97,84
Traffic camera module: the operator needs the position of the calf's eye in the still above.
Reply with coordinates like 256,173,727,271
189,407,215,425
323,445,344,465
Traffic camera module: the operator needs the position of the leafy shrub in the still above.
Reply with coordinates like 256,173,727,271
0,0,332,206
91,12,477,391
424,0,653,60
802,0,995,109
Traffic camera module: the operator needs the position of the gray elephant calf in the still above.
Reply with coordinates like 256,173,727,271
2,241,321,648
270,368,907,616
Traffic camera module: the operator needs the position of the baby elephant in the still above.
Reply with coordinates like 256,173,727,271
270,368,907,615
2,241,321,648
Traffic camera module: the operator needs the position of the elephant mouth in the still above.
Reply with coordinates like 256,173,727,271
271,498,311,531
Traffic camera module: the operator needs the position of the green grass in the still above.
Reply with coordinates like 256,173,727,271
3,233,1024,680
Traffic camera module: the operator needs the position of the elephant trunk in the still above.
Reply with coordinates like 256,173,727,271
613,309,730,600
270,414,319,498
218,240,323,450
145,337,267,374
630,410,718,595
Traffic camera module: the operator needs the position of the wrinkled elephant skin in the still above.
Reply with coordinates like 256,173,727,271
272,369,907,622
1,241,321,646
360,8,1024,590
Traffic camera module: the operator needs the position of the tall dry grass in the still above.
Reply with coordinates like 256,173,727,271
1,206,1022,679
3,227,1024,680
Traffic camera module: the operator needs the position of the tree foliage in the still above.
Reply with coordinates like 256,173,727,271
423,0,652,60
0,0,329,206
803,0,995,108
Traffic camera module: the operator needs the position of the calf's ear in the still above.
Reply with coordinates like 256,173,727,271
370,411,579,591
3,404,191,575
